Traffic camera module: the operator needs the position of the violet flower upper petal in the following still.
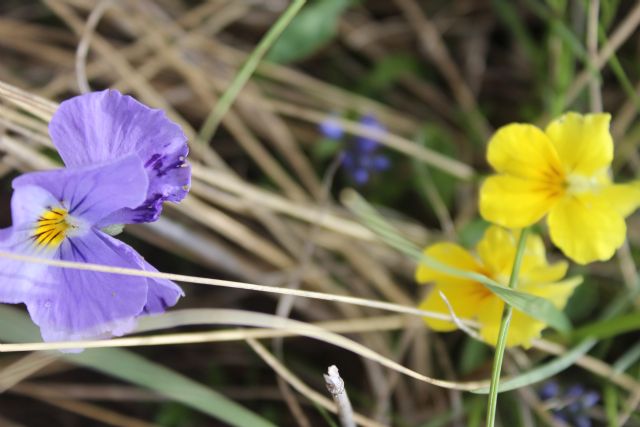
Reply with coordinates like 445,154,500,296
48,89,191,224
13,155,148,225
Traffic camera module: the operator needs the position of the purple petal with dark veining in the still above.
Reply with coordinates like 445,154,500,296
48,89,191,224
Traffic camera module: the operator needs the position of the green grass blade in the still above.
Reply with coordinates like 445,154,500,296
471,339,596,394
198,0,307,142
613,341,640,373
266,0,352,64
572,311,640,341
486,228,530,427
604,384,619,427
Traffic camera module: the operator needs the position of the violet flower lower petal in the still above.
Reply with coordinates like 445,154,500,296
48,89,191,224
0,185,57,303
0,250,50,304
26,229,149,342
105,235,183,315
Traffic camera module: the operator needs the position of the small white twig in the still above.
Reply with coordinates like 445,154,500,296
324,365,356,427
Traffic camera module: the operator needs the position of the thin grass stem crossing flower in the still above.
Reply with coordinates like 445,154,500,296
480,112,640,264
0,90,190,344
415,226,581,347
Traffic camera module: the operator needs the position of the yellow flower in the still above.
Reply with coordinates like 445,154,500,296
480,112,640,264
415,226,580,348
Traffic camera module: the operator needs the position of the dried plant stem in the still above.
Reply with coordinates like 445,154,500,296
191,166,376,241
587,0,602,113
486,228,530,427
0,352,59,394
393,0,491,141
268,99,474,180
197,0,306,142
75,0,114,93
18,391,156,427
566,1,640,105
246,338,384,427
0,250,475,326
272,154,342,427
324,366,356,427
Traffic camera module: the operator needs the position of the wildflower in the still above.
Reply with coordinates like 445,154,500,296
539,380,561,400
480,112,640,264
415,226,581,347
539,382,600,427
0,90,189,343
342,114,390,185
319,113,344,140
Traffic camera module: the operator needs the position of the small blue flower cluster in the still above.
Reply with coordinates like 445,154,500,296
319,113,390,185
539,381,600,427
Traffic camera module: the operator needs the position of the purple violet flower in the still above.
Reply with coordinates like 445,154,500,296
0,90,189,343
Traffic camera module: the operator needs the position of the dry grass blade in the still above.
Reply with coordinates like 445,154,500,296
0,251,473,326
13,388,157,427
0,308,488,391
0,352,59,394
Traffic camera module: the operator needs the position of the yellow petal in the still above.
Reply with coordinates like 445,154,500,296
525,261,568,284
475,277,581,348
599,182,640,217
419,282,482,331
509,277,582,348
476,225,567,284
476,225,518,277
548,193,626,264
487,123,564,180
545,112,613,176
415,243,482,286
519,276,582,307
475,296,504,346
480,175,560,228
519,234,569,284
476,296,547,348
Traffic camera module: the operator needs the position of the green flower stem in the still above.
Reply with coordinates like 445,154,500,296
197,0,307,143
485,227,530,427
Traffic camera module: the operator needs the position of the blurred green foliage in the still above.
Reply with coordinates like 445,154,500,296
267,0,353,64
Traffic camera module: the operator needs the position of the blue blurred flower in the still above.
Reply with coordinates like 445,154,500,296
539,380,560,400
318,113,391,185
342,114,390,185
319,114,344,140
539,382,600,427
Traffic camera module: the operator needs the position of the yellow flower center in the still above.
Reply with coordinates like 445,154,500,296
33,207,71,248
565,173,603,195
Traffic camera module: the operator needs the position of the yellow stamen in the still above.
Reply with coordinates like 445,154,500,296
33,207,69,249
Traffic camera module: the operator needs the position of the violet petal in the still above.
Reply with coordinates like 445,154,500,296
49,90,191,224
